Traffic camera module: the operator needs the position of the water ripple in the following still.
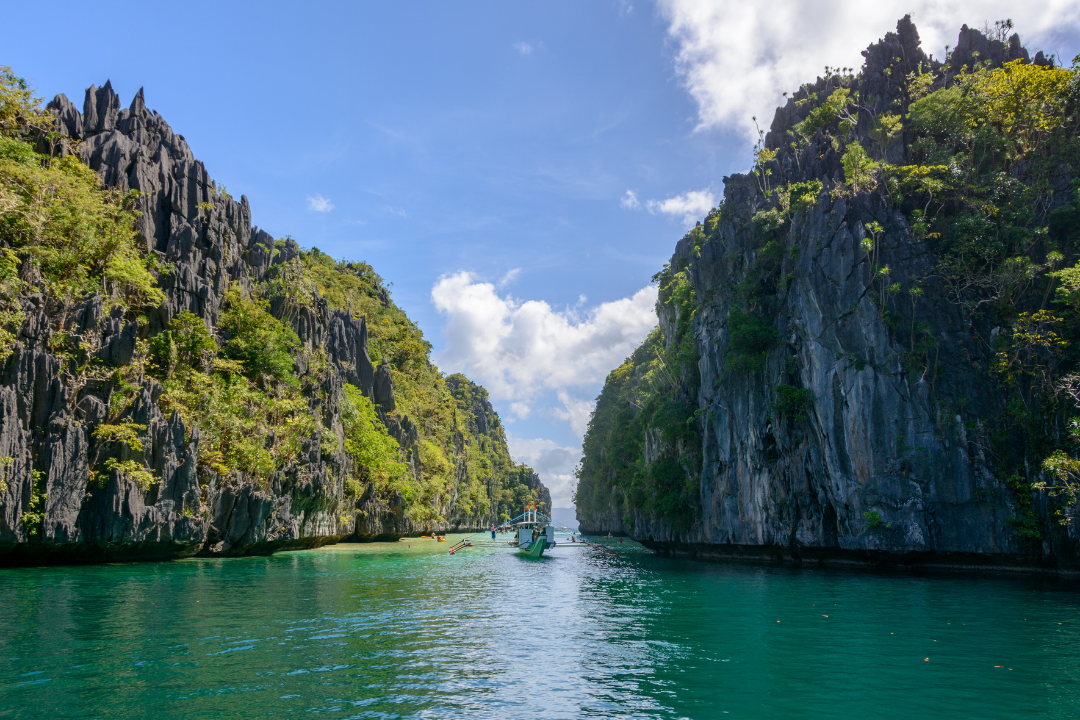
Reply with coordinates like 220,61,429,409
1,538,1079,718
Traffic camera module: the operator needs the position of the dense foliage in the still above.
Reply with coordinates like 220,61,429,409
0,66,162,363
894,58,1080,532
575,247,703,532
153,299,316,482
141,222,543,527
260,249,546,524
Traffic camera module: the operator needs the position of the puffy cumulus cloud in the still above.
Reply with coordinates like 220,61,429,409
306,193,334,212
620,189,640,209
658,0,1080,140
431,272,657,418
646,188,716,227
507,435,581,507
553,391,596,436
433,273,656,508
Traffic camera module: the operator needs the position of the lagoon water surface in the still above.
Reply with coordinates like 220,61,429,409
1,536,1079,719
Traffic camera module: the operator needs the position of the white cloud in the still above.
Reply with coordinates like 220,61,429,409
306,194,334,212
646,188,716,227
658,0,1080,140
553,391,595,436
514,41,534,55
431,271,657,417
429,250,659,513
507,435,582,507
620,189,640,209
498,268,522,287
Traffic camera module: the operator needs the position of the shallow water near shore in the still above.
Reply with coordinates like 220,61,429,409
1,534,1079,719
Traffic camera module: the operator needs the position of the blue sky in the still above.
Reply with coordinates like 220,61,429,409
6,1,1079,506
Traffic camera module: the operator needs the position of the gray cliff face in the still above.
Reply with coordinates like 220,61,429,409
578,20,1079,570
0,82,539,564
673,185,1025,558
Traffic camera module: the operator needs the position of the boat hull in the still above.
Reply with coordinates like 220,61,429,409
517,537,547,558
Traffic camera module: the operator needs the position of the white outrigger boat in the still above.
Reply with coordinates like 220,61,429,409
510,501,554,557
447,501,558,557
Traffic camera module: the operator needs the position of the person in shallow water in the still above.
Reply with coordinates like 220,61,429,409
491,525,496,540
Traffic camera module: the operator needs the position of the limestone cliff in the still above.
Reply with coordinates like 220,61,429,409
576,19,1080,571
444,374,551,522
0,81,546,565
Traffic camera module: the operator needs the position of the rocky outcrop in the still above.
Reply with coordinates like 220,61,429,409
0,82,543,565
664,184,1031,561
444,374,551,522
577,19,1080,573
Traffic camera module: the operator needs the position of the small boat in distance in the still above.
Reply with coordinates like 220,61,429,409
511,502,554,557
447,503,581,556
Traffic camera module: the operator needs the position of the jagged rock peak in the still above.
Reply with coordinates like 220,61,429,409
45,93,82,138
374,360,396,412
577,17,1079,570
83,80,121,135
951,23,1030,70
130,87,146,116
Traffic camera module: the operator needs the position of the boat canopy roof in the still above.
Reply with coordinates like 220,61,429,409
506,509,550,528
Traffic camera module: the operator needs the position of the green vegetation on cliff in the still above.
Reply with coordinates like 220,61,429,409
268,250,547,524
0,67,161,362
143,240,545,527
146,210,545,529
896,57,1080,530
153,298,318,483
576,253,703,532
576,28,1080,538
0,67,544,535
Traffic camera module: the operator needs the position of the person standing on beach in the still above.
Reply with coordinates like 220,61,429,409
490,525,496,540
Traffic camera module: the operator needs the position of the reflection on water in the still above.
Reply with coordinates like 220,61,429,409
1,535,1079,719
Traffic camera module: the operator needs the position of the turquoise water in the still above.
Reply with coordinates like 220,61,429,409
1,536,1079,719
